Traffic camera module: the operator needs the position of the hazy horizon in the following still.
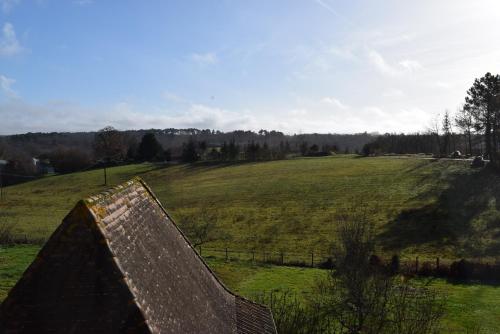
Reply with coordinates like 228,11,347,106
1,0,500,135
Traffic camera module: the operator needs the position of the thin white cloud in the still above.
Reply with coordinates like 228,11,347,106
368,50,423,77
368,50,399,76
0,98,260,135
329,46,357,60
0,93,436,135
0,0,20,13
382,89,405,98
110,103,259,132
433,81,452,89
0,22,23,56
0,74,17,98
190,52,218,66
370,33,414,48
314,0,356,28
73,0,93,6
398,59,423,73
162,91,187,104
289,109,308,116
314,0,340,17
322,97,349,109
363,106,386,118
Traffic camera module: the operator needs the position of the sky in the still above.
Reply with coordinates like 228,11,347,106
1,0,500,135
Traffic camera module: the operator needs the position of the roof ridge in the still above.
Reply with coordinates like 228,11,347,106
81,196,155,333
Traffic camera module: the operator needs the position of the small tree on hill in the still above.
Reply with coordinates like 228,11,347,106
94,126,127,185
178,209,219,248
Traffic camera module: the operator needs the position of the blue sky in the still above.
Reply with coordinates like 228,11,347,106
1,0,500,134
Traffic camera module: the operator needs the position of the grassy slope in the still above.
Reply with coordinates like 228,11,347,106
3,156,500,331
2,245,498,333
2,155,497,258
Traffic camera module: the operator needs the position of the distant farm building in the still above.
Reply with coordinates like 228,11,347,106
0,178,276,333
32,157,55,175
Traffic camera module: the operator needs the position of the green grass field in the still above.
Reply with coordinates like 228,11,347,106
1,155,498,258
2,245,499,333
2,155,500,332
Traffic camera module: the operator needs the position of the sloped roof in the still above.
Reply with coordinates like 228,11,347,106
0,178,276,334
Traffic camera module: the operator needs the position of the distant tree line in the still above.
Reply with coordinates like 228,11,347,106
0,129,374,185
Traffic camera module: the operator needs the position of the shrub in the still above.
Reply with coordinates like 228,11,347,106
253,290,337,334
0,222,15,245
390,254,400,274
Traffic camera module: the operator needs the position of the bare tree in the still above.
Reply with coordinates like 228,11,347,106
314,213,444,334
178,208,219,249
93,126,127,185
427,114,442,156
455,104,474,155
441,110,452,155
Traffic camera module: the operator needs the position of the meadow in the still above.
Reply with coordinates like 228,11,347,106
2,155,500,332
1,155,499,258
1,245,499,332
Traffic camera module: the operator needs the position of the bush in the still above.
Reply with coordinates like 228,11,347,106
317,217,445,334
317,257,334,269
0,222,15,245
253,290,337,334
390,254,400,274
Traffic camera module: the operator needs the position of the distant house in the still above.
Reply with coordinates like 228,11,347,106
32,157,55,175
0,178,276,333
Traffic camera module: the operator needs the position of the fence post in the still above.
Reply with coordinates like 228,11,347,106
281,252,284,265
415,256,419,273
225,248,228,261
252,251,255,263
436,257,440,271
311,252,314,267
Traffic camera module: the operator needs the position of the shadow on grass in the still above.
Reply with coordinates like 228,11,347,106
379,166,500,256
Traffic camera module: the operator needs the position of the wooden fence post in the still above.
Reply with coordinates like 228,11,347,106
225,248,228,261
281,252,284,265
252,251,255,263
436,257,440,271
311,252,314,267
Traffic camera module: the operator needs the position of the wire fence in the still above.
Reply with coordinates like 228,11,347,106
198,246,332,268
197,246,436,270
197,246,500,282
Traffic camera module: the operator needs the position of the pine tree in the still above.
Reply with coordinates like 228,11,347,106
181,139,199,163
464,72,500,163
138,133,164,162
